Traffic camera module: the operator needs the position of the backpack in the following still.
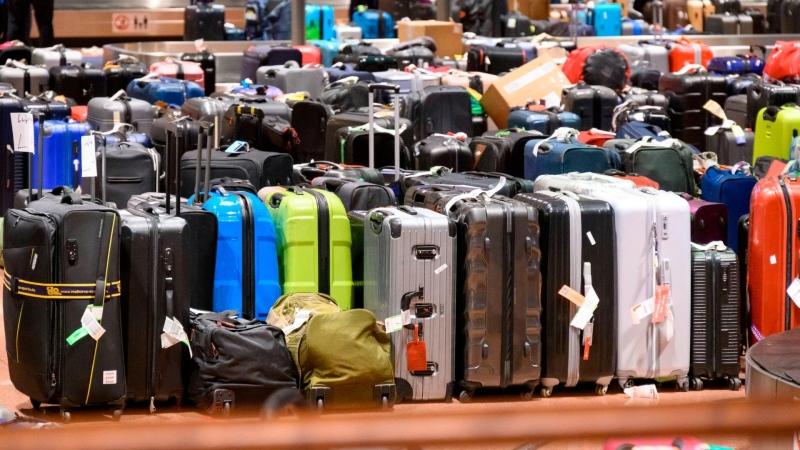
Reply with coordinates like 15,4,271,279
265,0,292,40
562,45,631,93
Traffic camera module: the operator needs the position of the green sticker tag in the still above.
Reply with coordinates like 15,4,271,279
66,327,89,345
357,4,367,13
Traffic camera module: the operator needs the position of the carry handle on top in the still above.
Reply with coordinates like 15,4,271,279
368,82,401,180
232,105,264,151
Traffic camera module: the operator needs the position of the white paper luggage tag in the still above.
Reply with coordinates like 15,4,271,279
282,310,312,335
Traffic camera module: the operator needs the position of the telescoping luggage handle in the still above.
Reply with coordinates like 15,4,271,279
164,117,199,217
368,82,401,180
233,105,264,151
88,123,141,205
194,118,218,204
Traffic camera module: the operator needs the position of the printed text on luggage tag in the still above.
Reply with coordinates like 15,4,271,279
787,278,800,308
558,285,585,306
631,298,655,325
80,136,98,178
10,113,34,153
651,285,670,323
81,307,106,341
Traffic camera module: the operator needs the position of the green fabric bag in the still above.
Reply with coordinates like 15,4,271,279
266,292,341,370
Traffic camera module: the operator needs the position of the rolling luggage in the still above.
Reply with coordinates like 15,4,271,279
753,105,800,163
744,8,766,33
780,0,800,32
125,76,204,106
523,129,622,181
683,196,728,245
92,138,160,209
351,10,395,38
179,107,293,197
603,170,660,188
264,186,354,309
689,242,742,390
604,138,697,195
403,85,473,141
324,111,413,163
292,161,385,185
412,134,473,172
621,18,652,35
745,82,800,131
621,88,669,110
31,119,91,191
87,94,155,135
333,125,412,169
700,164,756,253
514,190,616,397
256,62,325,100
667,38,713,72
403,185,542,401
562,83,617,132
240,45,303,83
687,0,714,31
291,100,333,163
724,94,748,128
471,129,545,178
0,60,49,95
658,70,727,152
360,206,457,402
150,59,205,90
704,125,754,166
0,96,28,214
704,13,753,33
706,55,764,76
507,106,581,135
312,177,395,211
588,1,622,36
501,10,533,37
312,40,341,67
48,64,107,105
305,4,335,40
612,102,671,134
188,125,282,320
183,0,225,41
466,45,527,75
402,171,534,201
180,49,217,96
31,44,81,69
293,45,322,66
104,58,149,95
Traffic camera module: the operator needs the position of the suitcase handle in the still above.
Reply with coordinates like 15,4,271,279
368,83,401,178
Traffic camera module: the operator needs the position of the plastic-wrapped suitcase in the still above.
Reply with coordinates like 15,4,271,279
514,189,616,396
523,130,622,181
507,107,581,135
256,62,325,100
604,138,697,194
682,196,728,245
705,13,753,33
180,50,217,97
187,126,282,320
562,83,618,132
48,65,107,105
87,95,155,135
745,83,800,130
240,45,303,83
704,126,754,166
736,176,799,343
0,60,49,95
360,206,457,402
466,45,528,75
412,134,473,172
471,129,544,178
183,1,225,41
700,164,756,253
264,186,354,309
104,58,149,95
305,4,335,40
753,105,800,163
351,10,395,38
31,44,81,69
125,76,204,106
689,242,742,390
658,71,727,151
403,186,542,401
707,55,765,76
31,119,91,190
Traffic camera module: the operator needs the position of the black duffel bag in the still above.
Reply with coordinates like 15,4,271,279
188,310,300,415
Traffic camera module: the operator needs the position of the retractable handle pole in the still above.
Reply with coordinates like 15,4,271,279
368,83,401,180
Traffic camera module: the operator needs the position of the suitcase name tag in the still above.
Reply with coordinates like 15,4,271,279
406,324,427,373
557,284,599,329
225,141,250,153
66,306,106,345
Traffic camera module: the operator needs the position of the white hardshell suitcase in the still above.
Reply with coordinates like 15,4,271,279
533,173,637,193
362,206,457,402
335,25,363,41
32,45,82,69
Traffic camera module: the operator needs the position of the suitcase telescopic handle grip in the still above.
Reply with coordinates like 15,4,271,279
235,106,265,119
369,83,400,93
396,205,417,215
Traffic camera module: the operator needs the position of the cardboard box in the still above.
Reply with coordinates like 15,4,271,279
397,20,464,58
480,54,570,129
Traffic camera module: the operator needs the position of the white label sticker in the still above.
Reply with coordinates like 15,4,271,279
11,113,34,153
631,297,655,325
507,18,517,29
704,126,720,136
788,278,800,308
571,286,599,330
401,309,411,326
385,315,403,333
503,61,557,95
81,308,106,341
586,231,596,246
80,135,97,178
281,310,312,335
542,92,561,108
103,370,117,385
434,264,448,275
771,255,777,265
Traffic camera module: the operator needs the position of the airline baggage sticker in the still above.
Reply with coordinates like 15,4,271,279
385,315,403,333
80,307,106,341
571,286,599,330
788,278,800,308
631,298,655,325
558,285,585,307
651,285,670,323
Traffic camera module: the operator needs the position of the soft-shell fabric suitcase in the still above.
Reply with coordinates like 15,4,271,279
324,112,414,163
179,147,293,197
562,84,618,132
700,164,755,253
31,45,81,69
501,10,533,37
0,97,29,214
514,190,616,396
87,95,155,135
240,45,303,83
507,107,581,135
471,130,545,178
361,206,457,401
256,62,325,100
0,60,49,95
403,187,542,401
605,138,697,195
92,141,159,209
265,187,354,309
743,175,800,342
403,85,473,141
658,72,727,151
466,45,527,75
402,171,533,201
745,83,800,131
689,243,742,390
3,192,126,419
312,177,395,211
523,132,622,181
753,105,800,163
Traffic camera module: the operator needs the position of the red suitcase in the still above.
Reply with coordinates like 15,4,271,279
293,45,322,66
748,174,800,343
150,58,205,89
668,37,714,72
578,128,616,146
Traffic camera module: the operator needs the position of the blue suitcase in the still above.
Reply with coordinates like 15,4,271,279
523,133,622,181
589,2,621,36
707,55,765,76
312,40,341,67
700,164,757,253
103,131,152,147
614,122,667,140
507,108,581,135
125,77,204,106
306,4,335,40
352,10,395,38
32,120,91,190
323,65,376,83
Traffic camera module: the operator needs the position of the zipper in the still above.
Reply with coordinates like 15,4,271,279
557,194,582,387
642,193,659,379
38,210,63,400
498,200,514,388
303,189,331,294
235,193,256,318
779,176,793,331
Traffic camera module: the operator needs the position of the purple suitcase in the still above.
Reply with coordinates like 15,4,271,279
682,194,728,245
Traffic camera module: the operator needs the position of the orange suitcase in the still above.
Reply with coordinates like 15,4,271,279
748,174,800,343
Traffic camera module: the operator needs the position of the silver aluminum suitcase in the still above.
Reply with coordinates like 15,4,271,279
617,44,670,74
361,206,457,402
255,62,325,100
0,60,49,95
335,25,363,41
31,45,82,69
87,95,155,135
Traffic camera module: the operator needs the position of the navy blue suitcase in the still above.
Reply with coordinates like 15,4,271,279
507,107,581,135
707,55,765,76
323,65,377,83
125,77,205,106
523,132,622,181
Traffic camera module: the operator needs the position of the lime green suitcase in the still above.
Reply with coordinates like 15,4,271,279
265,186,354,309
753,104,800,163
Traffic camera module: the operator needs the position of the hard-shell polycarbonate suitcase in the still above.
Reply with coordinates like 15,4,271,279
753,105,800,163
747,175,800,343
403,186,542,401
256,62,325,100
658,72,727,152
31,45,82,69
92,140,159,209
684,197,727,245
705,13,753,33
562,84,617,132
412,134,473,172
745,83,800,130
240,45,303,82
291,100,333,164
361,206,457,402
617,44,670,75
31,120,91,190
0,60,49,95
265,187,354,309
87,94,155,135
514,190,617,397
700,164,756,254
689,243,742,391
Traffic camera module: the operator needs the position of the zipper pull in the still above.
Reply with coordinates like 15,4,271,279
149,396,156,414
51,373,56,387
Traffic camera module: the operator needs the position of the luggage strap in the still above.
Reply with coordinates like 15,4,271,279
530,127,580,156
3,272,121,300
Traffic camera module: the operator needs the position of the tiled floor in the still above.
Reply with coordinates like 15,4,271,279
0,269,750,448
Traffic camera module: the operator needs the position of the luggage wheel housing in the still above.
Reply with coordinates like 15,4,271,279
373,384,396,410
210,389,235,417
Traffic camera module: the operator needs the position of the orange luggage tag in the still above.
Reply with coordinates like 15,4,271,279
406,324,427,373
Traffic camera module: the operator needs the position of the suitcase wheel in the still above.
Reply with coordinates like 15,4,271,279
458,390,474,403
519,389,535,401
676,377,690,392
112,407,123,421
539,386,553,398
689,377,704,391
594,384,609,396
728,377,742,391
60,408,71,423
618,378,634,390
29,398,41,410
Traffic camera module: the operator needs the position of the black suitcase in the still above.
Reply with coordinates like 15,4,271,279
724,94,748,128
0,96,27,215
291,161,384,185
402,185,542,400
689,244,742,390
471,129,544,177
780,0,800,33
562,83,618,132
180,108,292,197
334,127,412,169
630,69,662,91
291,100,333,163
658,72,728,151
216,97,292,145
401,170,533,203
767,0,782,33
321,82,370,114
413,134,473,172
116,129,191,409
331,54,398,72
515,190,617,397
181,50,216,97
613,102,671,133
466,45,527,75
712,0,742,13
48,65,107,105
622,88,669,110
743,8,766,33
501,10,533,37
705,13,754,34
403,85,473,141
311,176,395,211
324,111,413,163
92,138,159,209
705,126,754,165
104,58,149,96
183,1,225,41
128,121,218,312
726,73,760,96
736,214,749,349
745,82,800,130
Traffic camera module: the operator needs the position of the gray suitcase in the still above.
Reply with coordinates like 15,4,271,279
723,94,748,128
255,62,325,100
181,97,226,122
705,13,754,34
0,60,49,95
621,19,652,35
358,206,457,402
87,95,155,135
31,45,82,69
617,44,670,74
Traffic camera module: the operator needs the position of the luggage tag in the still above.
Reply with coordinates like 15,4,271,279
66,306,106,345
406,324,428,373
225,140,249,153
787,278,800,308
582,321,593,361
161,316,192,357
